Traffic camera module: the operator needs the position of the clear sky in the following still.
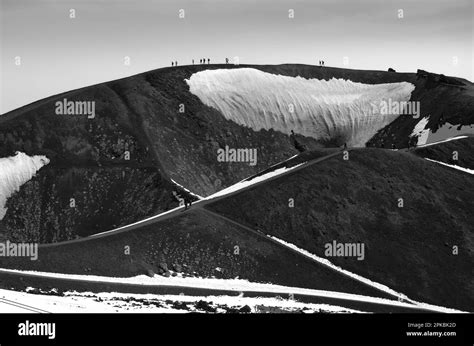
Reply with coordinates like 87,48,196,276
1,0,473,114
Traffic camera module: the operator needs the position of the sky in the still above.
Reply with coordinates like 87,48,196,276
1,0,473,114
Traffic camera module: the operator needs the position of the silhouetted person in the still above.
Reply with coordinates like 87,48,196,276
183,195,192,210
208,58,210,64
175,61,178,66
172,62,174,66
192,59,194,65
290,130,306,153
344,142,347,150
226,58,229,64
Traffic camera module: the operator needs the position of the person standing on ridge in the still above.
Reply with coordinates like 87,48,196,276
172,62,174,66
182,194,188,210
290,130,306,153
175,61,178,66
208,58,210,64
192,59,194,65
183,194,193,210
226,58,229,64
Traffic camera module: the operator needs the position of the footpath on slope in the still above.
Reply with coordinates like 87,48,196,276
39,149,350,249
0,147,463,313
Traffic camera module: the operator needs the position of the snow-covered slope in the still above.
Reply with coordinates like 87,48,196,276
426,158,474,175
204,162,305,199
0,268,462,313
186,68,415,147
410,117,474,146
0,288,363,313
0,152,50,219
410,117,430,145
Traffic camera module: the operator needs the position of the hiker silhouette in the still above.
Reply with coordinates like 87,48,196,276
290,130,306,153
183,195,193,210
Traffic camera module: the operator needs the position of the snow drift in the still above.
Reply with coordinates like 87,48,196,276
0,152,50,219
186,68,415,147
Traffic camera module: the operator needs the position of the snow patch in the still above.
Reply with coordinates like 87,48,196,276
0,268,463,313
0,152,50,219
426,158,474,175
410,117,430,145
186,68,415,147
171,178,204,199
0,288,363,313
411,117,473,146
204,163,305,199
417,135,468,148
427,122,474,143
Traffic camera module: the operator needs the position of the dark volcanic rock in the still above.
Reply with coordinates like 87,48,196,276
195,300,216,313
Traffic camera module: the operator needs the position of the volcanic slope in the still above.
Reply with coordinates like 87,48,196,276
206,147,474,311
0,65,318,243
1,64,472,243
0,208,395,302
412,136,474,170
367,70,474,148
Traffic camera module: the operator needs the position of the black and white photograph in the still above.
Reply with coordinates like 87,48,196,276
0,0,473,344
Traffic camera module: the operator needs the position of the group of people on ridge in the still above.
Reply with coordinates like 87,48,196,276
172,57,234,67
